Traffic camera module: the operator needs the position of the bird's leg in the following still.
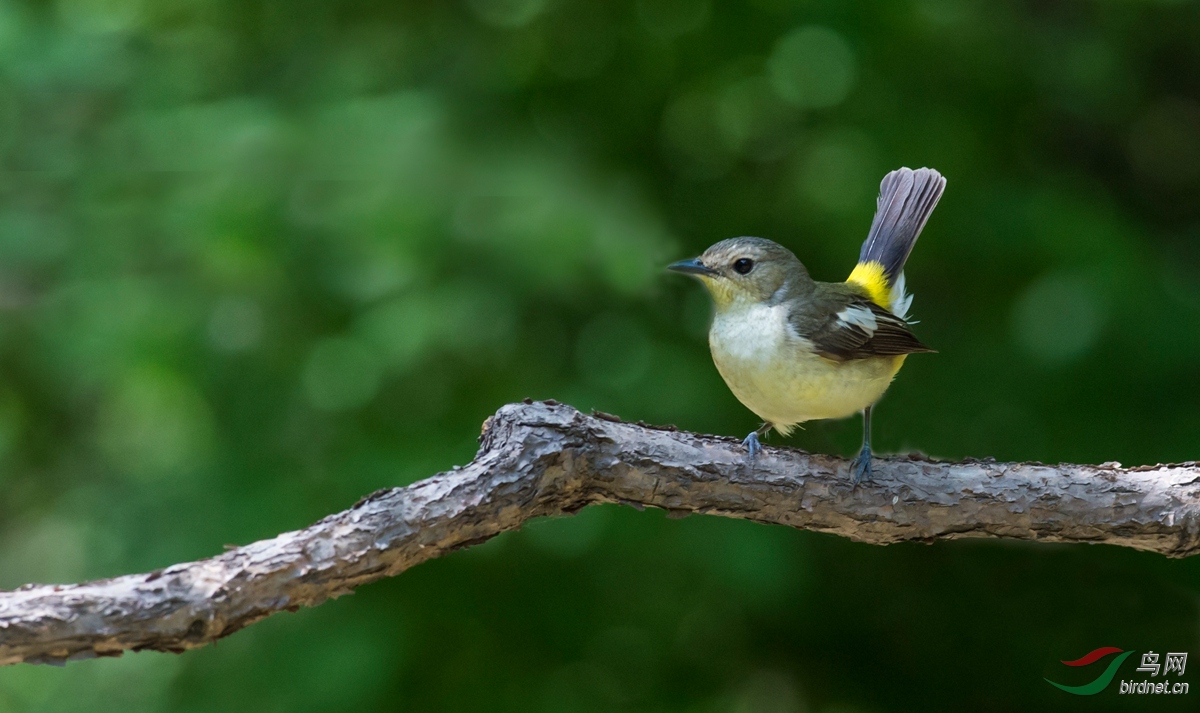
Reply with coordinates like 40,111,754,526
741,422,773,460
849,405,874,484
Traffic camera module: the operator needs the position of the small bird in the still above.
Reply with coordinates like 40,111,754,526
668,167,945,482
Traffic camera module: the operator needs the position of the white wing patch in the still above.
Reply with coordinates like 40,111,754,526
890,272,913,320
836,305,878,334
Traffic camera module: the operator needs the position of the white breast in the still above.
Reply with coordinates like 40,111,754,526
709,301,793,363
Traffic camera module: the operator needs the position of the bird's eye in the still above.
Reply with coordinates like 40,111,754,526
732,258,754,275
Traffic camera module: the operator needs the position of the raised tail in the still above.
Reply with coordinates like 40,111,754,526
847,167,946,318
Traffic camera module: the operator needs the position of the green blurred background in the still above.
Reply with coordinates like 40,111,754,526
0,0,1198,710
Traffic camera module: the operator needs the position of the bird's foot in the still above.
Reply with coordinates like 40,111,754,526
849,444,873,484
741,431,763,460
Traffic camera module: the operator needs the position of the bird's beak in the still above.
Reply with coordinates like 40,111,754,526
667,258,717,277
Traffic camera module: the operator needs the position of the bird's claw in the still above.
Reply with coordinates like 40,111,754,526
849,445,873,484
741,431,763,460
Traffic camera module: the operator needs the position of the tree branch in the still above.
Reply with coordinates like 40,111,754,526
1,401,1198,665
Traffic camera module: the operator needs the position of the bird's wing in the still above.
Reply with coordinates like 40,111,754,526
796,294,935,362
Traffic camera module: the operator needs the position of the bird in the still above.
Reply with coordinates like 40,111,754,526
668,167,945,483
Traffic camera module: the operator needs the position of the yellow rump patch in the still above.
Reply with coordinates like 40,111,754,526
846,261,891,308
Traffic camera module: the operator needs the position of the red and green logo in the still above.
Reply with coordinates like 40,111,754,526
1045,647,1135,695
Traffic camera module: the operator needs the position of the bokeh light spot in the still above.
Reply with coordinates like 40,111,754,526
97,367,215,481
57,0,145,35
795,129,877,212
661,89,735,179
731,669,805,713
768,26,857,109
1012,272,1105,365
717,76,797,162
208,297,263,353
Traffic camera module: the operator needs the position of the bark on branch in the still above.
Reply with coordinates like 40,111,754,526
1,400,1198,666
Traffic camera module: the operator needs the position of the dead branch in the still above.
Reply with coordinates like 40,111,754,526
1,400,1197,666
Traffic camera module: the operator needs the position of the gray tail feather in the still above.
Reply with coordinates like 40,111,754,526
858,167,946,282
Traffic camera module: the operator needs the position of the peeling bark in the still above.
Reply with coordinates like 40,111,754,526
1,400,1198,666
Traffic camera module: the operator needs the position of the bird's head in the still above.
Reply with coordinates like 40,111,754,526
668,237,810,310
